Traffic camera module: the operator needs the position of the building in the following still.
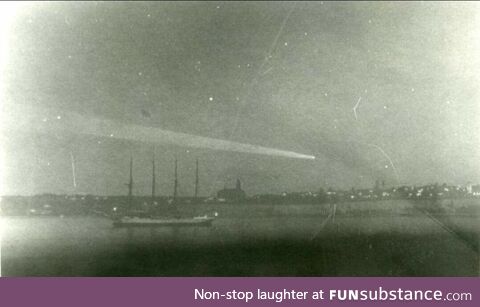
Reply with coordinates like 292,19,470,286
217,179,246,202
471,184,480,196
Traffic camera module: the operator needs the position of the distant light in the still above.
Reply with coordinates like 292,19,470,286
411,88,415,92
209,97,213,101
110,133,114,137
284,42,288,46
138,72,143,76
304,32,308,36
56,115,61,119
42,118,48,122
385,165,389,168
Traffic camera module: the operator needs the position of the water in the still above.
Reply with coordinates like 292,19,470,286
1,201,479,276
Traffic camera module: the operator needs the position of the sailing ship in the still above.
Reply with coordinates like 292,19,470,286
112,215,214,228
113,152,215,228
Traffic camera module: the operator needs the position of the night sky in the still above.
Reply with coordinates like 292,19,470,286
1,1,479,196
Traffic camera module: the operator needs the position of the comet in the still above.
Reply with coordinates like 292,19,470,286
2,104,316,160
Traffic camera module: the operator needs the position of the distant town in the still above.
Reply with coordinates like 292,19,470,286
1,179,480,217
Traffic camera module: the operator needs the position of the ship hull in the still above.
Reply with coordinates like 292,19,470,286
113,217,214,228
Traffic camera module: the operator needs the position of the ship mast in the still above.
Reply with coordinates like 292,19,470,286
152,148,156,201
127,156,133,208
173,157,178,203
194,158,199,199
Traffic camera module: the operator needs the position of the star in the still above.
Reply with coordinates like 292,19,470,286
209,97,214,101
56,115,61,120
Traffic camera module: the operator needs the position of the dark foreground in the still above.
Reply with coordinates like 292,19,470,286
2,200,479,276
3,228,479,276
3,233,478,276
